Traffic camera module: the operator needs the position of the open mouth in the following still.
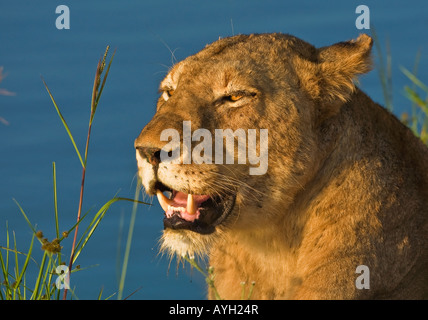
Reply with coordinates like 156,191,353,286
155,182,236,235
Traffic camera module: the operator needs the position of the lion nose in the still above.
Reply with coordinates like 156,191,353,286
136,146,162,166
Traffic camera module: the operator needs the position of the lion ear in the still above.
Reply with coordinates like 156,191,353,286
316,34,373,103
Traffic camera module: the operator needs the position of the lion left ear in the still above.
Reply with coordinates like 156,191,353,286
317,34,373,103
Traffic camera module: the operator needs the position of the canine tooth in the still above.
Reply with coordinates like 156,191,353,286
157,190,173,212
187,193,197,215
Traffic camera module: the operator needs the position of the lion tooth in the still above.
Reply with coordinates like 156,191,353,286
157,190,173,212
187,193,197,215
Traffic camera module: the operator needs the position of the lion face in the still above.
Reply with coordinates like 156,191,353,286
134,33,372,258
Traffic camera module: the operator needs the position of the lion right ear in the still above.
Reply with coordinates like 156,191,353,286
316,34,373,103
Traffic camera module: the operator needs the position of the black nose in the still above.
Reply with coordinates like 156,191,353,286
137,147,161,166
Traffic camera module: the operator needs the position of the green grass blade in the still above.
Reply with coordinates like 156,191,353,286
0,271,4,299
73,197,148,264
97,287,104,300
41,77,85,168
115,212,125,285
409,52,421,135
117,185,141,300
0,224,12,299
104,292,117,300
22,272,26,300
31,251,47,300
14,233,35,298
72,207,111,264
404,86,428,115
53,162,60,240
0,248,5,299
61,208,92,242
12,199,37,235
0,247,37,265
12,231,19,299
247,281,256,300
183,255,222,300
39,255,54,300
6,222,10,271
401,66,428,94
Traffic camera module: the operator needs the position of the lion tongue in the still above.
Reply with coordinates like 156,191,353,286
156,190,210,222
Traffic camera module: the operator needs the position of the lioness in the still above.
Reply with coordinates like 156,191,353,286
135,33,428,299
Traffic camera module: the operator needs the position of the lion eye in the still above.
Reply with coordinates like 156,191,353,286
162,89,175,101
227,94,244,102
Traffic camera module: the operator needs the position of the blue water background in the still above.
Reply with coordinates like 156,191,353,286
0,0,427,299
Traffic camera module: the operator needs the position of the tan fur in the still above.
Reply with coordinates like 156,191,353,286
135,33,428,299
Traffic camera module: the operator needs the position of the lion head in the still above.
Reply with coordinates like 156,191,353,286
134,33,373,259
